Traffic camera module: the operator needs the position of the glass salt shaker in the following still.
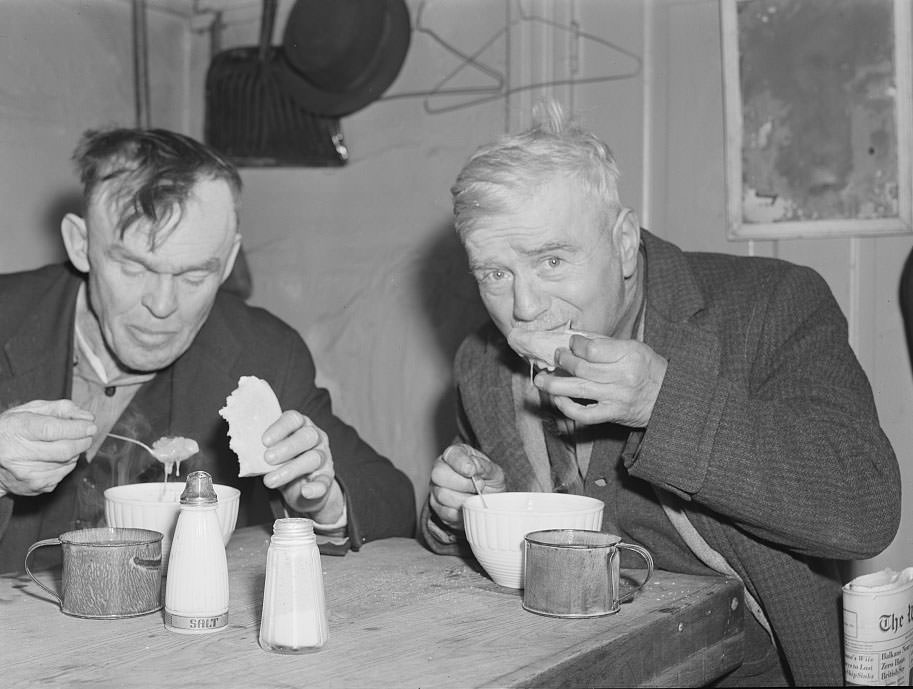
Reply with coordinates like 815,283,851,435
164,470,229,634
259,517,328,653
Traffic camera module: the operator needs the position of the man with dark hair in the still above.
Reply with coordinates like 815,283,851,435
423,101,900,686
0,127,415,571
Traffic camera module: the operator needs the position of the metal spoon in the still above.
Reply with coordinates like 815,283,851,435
470,475,489,509
107,433,199,466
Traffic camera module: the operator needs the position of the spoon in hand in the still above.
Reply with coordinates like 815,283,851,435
107,433,199,474
470,475,489,509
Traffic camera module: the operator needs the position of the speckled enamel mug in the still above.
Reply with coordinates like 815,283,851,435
24,527,163,619
523,529,654,618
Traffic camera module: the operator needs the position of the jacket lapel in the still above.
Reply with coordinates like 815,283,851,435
584,232,721,481
0,269,79,405
169,296,244,441
640,230,721,374
462,329,543,492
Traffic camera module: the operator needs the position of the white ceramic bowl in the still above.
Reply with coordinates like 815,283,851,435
104,482,240,569
462,492,604,589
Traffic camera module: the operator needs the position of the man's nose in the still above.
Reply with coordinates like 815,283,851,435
511,276,547,323
142,273,179,318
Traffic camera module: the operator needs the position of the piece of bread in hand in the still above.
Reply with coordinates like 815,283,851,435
219,375,282,477
506,326,596,371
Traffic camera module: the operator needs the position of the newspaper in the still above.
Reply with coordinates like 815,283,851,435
844,568,913,686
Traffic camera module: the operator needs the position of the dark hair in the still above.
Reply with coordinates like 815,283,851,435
72,127,243,249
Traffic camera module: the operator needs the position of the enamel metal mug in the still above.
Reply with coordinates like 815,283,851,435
523,529,654,618
24,526,163,619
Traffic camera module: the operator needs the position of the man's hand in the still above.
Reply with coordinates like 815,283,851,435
535,334,668,428
429,443,506,531
0,400,96,496
260,411,344,524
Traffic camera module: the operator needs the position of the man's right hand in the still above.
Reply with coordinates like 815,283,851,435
429,443,506,531
0,400,96,496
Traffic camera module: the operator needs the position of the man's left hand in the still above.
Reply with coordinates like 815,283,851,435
534,334,668,428
260,411,344,523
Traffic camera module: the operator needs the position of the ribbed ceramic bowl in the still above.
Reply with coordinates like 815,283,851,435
104,482,240,570
462,492,604,589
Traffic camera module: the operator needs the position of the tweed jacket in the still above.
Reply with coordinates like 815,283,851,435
424,230,900,686
0,264,416,571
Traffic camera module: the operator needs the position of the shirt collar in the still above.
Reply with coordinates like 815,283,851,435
73,284,156,388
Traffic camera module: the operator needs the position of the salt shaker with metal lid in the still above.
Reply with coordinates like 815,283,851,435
259,517,328,653
164,470,229,633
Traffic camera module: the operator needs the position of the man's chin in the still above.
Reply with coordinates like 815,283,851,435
115,348,183,374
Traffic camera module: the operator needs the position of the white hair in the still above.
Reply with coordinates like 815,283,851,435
451,100,622,239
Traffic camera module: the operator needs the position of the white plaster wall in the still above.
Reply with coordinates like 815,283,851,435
0,0,189,273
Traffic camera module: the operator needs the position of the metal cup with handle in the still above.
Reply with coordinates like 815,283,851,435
24,526,163,619
523,529,654,618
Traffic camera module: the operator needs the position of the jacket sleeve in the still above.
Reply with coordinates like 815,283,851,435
418,498,473,557
418,384,481,555
629,264,900,560
274,328,417,548
0,494,11,544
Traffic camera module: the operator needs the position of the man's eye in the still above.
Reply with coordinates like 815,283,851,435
181,272,210,286
121,262,145,277
543,256,562,269
479,269,509,283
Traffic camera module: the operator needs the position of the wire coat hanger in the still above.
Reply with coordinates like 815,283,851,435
381,0,643,114
380,0,505,111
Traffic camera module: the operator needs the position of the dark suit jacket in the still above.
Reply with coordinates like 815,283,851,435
0,264,416,571
901,245,913,369
424,231,900,686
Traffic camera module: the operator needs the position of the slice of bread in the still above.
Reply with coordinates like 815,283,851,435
506,327,595,371
219,376,282,477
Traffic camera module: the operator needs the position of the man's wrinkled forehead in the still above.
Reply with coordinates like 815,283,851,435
88,175,237,242
86,182,174,239
88,175,137,216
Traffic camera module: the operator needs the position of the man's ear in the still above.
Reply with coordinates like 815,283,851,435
614,209,641,279
220,233,242,283
60,213,90,273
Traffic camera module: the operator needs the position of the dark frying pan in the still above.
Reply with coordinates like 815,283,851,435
204,0,347,167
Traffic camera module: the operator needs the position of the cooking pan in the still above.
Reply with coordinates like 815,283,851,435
204,0,347,167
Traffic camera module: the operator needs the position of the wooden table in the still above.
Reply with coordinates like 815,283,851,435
1,526,744,688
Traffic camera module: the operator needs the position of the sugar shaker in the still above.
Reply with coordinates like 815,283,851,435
259,517,328,653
